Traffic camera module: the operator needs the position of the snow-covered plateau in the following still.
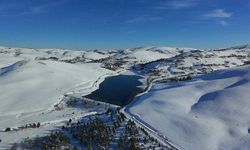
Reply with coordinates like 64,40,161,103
0,45,250,149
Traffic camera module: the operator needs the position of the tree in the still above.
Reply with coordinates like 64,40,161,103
37,122,41,128
5,127,11,132
106,108,113,115
129,137,139,150
10,143,17,150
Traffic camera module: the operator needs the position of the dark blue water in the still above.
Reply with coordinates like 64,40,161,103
86,75,143,106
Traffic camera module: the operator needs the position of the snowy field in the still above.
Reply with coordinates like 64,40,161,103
127,65,250,150
1,45,250,149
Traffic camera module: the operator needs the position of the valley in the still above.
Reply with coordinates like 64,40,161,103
1,45,250,149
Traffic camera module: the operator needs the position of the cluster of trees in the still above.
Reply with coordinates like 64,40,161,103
61,56,85,64
113,112,126,129
10,132,71,150
4,122,41,132
65,117,113,149
9,108,167,150
118,120,140,150
132,58,167,71
62,110,127,149
64,96,91,108
118,120,165,150
66,99,78,107
18,122,41,130
244,61,250,65
168,75,192,82
102,60,126,71
39,131,70,150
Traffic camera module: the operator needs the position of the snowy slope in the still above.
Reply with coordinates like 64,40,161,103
128,65,250,150
124,47,180,62
0,60,111,116
0,47,115,148
1,44,250,149
133,47,250,83
0,46,111,62
116,47,190,63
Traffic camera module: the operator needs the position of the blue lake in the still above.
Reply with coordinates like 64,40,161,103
86,75,143,106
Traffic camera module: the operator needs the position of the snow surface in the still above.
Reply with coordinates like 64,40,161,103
1,44,250,149
0,60,111,116
128,65,250,150
119,47,184,63
0,47,115,148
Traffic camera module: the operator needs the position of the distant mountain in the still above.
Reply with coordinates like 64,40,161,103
228,44,250,50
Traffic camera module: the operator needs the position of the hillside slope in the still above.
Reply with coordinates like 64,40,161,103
0,60,111,116
128,65,250,150
1,45,250,149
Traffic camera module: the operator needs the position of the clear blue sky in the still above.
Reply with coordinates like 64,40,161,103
0,0,249,49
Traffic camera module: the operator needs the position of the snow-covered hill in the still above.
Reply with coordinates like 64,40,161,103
0,60,111,116
127,65,250,150
1,44,250,149
0,46,116,148
1,45,188,117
